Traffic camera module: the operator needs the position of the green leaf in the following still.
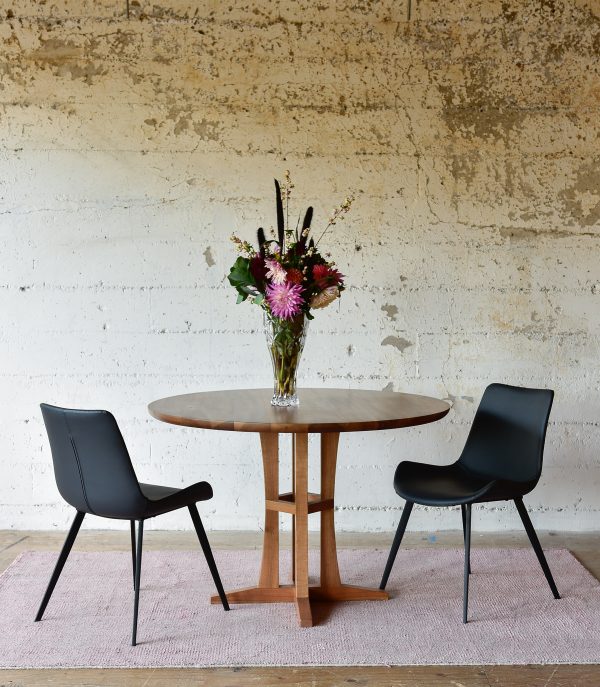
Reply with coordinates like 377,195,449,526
253,294,265,305
228,256,259,304
228,256,254,289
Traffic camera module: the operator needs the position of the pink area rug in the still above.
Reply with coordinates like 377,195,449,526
1,548,600,667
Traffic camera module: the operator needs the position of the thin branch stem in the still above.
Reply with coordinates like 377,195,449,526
314,221,334,247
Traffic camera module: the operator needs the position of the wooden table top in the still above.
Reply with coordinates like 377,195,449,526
148,388,450,434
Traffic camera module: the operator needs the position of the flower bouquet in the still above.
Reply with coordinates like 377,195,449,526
228,172,353,406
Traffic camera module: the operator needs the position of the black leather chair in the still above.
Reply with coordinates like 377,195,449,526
37,403,229,645
380,383,560,623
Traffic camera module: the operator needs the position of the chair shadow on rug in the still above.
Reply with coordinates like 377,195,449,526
380,383,561,623
36,403,230,646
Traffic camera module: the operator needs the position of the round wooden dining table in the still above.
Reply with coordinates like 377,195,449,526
148,388,450,627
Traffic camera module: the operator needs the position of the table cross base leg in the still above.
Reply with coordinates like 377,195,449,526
210,584,388,603
210,431,389,626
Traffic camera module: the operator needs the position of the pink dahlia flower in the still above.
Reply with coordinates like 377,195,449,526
266,282,304,319
265,258,287,285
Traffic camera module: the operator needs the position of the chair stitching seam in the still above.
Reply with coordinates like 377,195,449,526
68,435,95,515
62,411,96,515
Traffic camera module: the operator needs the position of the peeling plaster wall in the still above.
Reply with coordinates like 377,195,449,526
1,0,600,532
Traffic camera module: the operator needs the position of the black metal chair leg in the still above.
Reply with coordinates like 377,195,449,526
130,520,136,588
461,504,471,574
188,504,230,611
463,504,472,623
514,497,560,599
380,500,414,590
35,510,85,622
131,520,144,646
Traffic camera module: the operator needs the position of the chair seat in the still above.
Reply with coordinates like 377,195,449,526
393,461,533,507
139,481,213,518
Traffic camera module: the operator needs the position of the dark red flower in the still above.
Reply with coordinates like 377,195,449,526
250,255,268,286
312,263,344,290
327,267,344,286
286,268,304,285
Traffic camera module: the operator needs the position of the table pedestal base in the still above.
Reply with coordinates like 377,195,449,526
210,431,389,627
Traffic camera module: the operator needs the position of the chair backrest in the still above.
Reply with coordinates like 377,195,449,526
40,404,147,518
457,383,554,485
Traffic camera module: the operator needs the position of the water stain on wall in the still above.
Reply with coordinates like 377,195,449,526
558,160,600,227
381,335,413,352
381,304,398,321
203,246,215,267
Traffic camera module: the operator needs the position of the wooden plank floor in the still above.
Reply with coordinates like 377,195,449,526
1,528,599,686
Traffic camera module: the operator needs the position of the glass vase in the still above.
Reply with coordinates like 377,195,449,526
264,311,308,407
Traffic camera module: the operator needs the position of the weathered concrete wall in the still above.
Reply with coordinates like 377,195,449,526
1,0,599,531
